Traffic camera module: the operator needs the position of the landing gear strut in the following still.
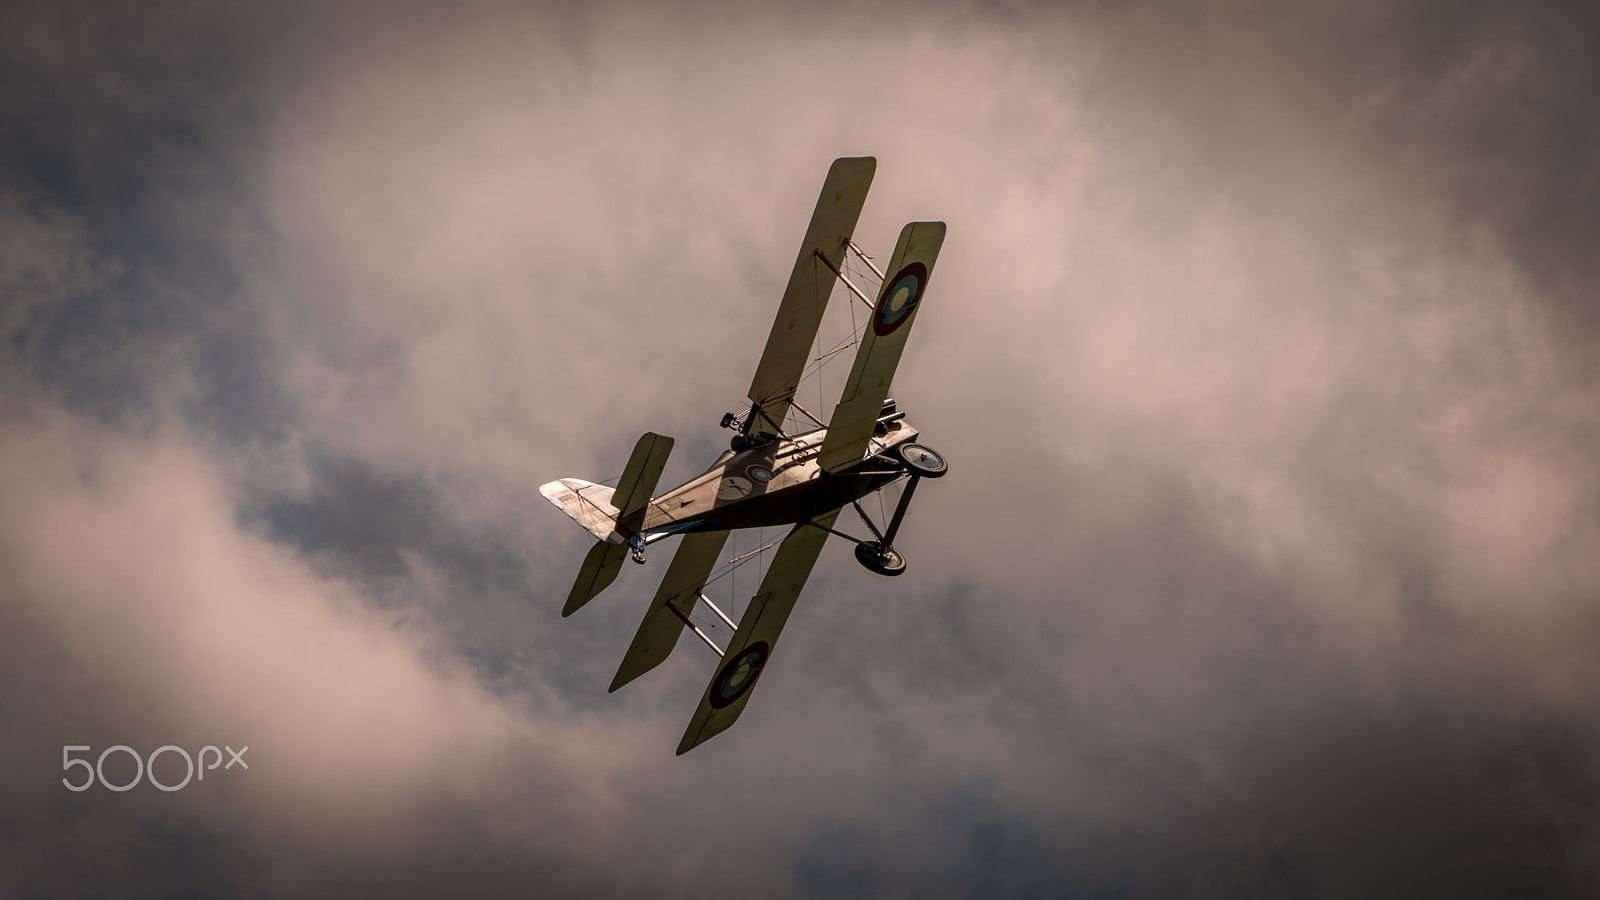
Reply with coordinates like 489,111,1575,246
853,476,919,578
851,442,948,577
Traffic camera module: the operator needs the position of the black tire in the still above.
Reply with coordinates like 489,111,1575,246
855,541,907,576
893,442,948,478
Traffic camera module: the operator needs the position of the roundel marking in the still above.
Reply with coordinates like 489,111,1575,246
717,476,753,500
872,262,928,336
745,464,774,484
710,641,771,709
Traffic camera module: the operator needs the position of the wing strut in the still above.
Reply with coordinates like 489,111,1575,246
845,238,885,280
659,590,740,659
666,603,725,657
610,529,729,690
811,249,876,310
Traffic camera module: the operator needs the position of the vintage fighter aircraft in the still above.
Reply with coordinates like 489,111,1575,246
541,157,947,754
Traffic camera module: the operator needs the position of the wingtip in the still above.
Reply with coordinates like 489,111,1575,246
608,668,640,693
676,720,708,756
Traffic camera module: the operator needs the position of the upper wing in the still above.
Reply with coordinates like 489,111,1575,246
816,221,946,472
745,157,877,438
676,508,841,754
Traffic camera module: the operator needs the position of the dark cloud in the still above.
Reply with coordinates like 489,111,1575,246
1,1,291,439
4,1,1599,897
1071,0,1600,340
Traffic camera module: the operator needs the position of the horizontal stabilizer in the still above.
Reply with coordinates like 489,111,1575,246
610,530,731,692
564,540,629,617
677,508,841,754
539,479,621,542
613,432,675,529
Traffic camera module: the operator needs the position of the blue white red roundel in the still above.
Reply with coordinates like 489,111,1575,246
872,262,928,336
710,641,770,709
745,464,774,484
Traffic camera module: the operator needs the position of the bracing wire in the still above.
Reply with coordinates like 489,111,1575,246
680,243,890,642
678,525,793,644
703,529,789,590
722,247,885,431
794,250,881,416
759,526,769,584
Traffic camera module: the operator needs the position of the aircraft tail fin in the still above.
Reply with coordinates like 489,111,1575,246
611,432,674,530
539,431,676,542
542,432,676,616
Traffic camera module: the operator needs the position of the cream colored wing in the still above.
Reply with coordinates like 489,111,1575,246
676,508,842,754
745,157,876,438
817,221,945,473
610,530,731,692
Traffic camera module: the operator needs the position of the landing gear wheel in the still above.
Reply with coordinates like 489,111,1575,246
894,442,948,478
855,541,906,577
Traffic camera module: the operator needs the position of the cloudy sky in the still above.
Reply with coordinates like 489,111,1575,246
4,1,1599,896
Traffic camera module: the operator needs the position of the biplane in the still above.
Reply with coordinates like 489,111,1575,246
540,157,947,754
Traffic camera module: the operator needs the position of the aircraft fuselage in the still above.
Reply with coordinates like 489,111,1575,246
636,419,918,537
